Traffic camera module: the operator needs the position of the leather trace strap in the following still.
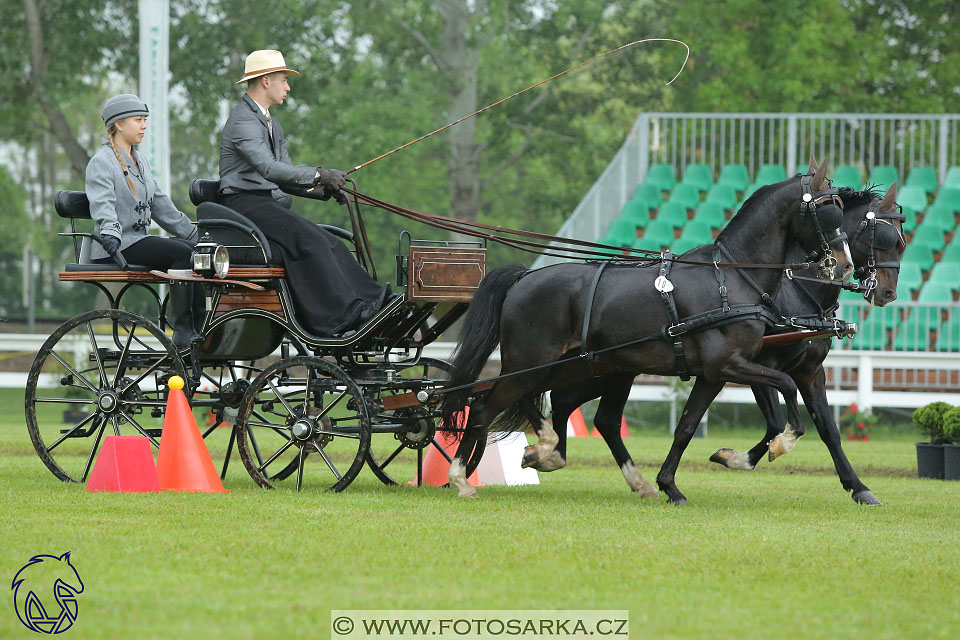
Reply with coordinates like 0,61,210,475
656,252,689,380
580,261,608,377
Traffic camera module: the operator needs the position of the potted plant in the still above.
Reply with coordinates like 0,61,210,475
942,407,960,481
913,401,951,479
839,403,875,442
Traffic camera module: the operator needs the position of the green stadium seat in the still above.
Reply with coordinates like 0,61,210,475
917,281,956,303
899,204,919,234
910,226,946,253
897,262,924,298
633,183,664,204
668,237,702,255
833,165,863,189
893,312,936,351
943,166,960,189
656,202,689,228
754,164,786,186
905,166,939,195
694,202,728,229
897,185,929,213
929,262,960,287
636,219,676,250
935,315,960,352
645,164,676,192
900,246,935,273
678,219,715,245
933,187,960,213
681,163,713,192
850,311,894,350
705,184,738,211
667,184,701,212
921,204,956,233
619,200,651,229
940,241,960,263
601,218,638,247
718,164,749,192
868,165,899,191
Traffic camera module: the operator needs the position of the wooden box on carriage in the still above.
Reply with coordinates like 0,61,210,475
407,246,486,302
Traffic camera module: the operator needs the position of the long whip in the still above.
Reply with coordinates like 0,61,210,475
345,38,690,174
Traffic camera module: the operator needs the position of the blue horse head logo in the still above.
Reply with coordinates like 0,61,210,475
11,552,84,634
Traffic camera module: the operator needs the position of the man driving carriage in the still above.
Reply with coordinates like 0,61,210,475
218,49,393,336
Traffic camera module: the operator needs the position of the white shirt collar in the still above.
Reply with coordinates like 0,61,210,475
249,96,270,118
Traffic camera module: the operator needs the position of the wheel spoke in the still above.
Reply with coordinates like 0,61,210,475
247,420,292,430
380,443,405,469
35,397,96,405
86,321,109,387
258,439,295,473
266,378,298,416
117,408,160,448
246,424,265,467
80,420,107,482
318,428,360,440
112,320,137,387
47,411,99,452
119,354,175,396
48,351,100,394
302,366,313,416
314,389,348,420
110,414,121,436
313,442,343,480
296,446,306,491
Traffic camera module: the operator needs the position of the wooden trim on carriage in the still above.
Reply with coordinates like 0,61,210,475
58,266,287,283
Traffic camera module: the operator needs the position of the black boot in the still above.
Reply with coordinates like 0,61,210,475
170,283,200,350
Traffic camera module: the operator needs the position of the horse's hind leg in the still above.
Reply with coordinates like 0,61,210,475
526,378,610,472
657,378,725,505
592,376,657,498
797,367,880,506
710,384,783,471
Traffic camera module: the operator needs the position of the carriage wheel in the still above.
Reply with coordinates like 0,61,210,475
234,357,371,492
365,358,486,486
25,309,186,482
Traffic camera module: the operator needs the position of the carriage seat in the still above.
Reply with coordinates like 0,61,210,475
55,191,152,272
189,178,356,243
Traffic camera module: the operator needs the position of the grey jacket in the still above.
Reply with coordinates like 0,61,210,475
219,95,317,202
85,144,198,261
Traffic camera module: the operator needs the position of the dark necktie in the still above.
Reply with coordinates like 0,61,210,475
265,111,274,145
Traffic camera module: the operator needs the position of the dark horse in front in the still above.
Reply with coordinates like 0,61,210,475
441,159,851,503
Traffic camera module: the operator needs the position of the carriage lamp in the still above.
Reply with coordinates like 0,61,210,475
192,234,230,278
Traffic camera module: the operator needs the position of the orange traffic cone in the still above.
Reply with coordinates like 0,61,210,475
409,408,482,487
568,407,589,437
620,416,630,438
86,436,159,493
156,376,229,493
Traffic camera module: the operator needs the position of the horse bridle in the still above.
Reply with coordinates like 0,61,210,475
851,199,906,299
799,172,847,279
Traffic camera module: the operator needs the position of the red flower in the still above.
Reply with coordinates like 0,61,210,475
857,422,865,429
850,403,859,413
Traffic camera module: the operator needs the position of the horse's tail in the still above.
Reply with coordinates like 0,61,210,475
441,264,528,427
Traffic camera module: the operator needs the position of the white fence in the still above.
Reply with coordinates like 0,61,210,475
5,334,958,413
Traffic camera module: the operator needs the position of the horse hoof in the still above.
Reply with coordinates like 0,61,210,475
710,448,734,465
667,495,688,506
768,426,799,461
637,487,660,499
521,448,539,469
458,487,479,499
852,490,881,506
710,448,754,470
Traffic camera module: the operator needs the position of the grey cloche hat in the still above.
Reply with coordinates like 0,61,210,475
102,94,149,127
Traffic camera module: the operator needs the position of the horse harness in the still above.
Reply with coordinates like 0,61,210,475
851,199,906,298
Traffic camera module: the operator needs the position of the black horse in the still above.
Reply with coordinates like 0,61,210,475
441,158,851,501
527,183,902,506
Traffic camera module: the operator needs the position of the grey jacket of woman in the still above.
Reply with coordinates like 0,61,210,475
85,143,198,261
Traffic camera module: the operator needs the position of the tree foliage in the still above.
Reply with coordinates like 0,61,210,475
2,0,959,318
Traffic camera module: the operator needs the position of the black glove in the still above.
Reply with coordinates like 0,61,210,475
100,234,121,256
333,190,348,206
314,167,348,192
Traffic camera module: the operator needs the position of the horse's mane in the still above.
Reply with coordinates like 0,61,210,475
839,185,881,208
715,181,780,243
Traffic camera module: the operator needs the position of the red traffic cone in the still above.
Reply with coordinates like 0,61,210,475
156,376,228,493
568,407,589,437
86,436,159,493
409,408,482,487
620,416,630,438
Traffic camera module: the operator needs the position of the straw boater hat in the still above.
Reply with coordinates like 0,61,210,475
235,49,300,85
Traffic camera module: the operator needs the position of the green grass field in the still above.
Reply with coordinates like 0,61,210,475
2,390,958,639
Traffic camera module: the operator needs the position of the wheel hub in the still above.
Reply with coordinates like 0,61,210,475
291,418,315,441
395,408,436,450
289,406,334,448
97,391,119,413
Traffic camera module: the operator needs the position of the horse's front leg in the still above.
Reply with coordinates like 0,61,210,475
710,384,783,470
657,377,725,505
796,366,880,506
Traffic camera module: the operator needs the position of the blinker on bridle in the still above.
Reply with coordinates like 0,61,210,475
799,173,846,279
851,199,907,299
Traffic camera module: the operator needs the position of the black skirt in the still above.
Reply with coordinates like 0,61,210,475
220,192,384,336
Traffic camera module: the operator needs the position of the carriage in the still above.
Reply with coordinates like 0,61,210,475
25,182,489,491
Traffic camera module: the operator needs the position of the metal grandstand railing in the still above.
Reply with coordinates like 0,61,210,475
533,112,960,269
